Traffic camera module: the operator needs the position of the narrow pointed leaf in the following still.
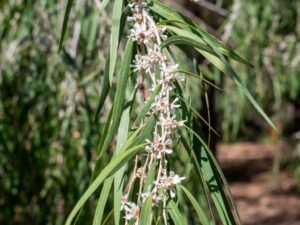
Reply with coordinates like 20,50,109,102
140,196,152,225
178,70,223,91
92,178,113,225
93,58,111,122
109,0,124,85
167,200,186,225
179,185,210,225
185,125,242,225
58,0,73,52
200,51,277,132
97,38,134,158
149,1,252,66
132,84,161,127
161,35,214,55
65,143,146,225
164,25,276,131
114,105,131,225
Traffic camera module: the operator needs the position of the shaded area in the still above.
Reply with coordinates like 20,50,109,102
218,143,300,225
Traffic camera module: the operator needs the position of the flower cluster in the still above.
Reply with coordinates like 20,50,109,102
155,171,186,198
121,1,186,224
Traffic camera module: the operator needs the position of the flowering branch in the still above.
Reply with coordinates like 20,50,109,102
121,0,185,224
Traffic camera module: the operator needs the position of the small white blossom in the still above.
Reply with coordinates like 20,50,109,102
127,12,144,24
129,0,147,10
152,95,169,113
140,191,164,204
145,26,158,43
169,171,185,185
130,23,157,45
130,23,148,44
155,171,185,198
132,54,152,73
148,46,164,64
158,115,185,133
123,202,140,221
145,135,172,158
159,27,168,40
170,98,181,110
161,64,185,83
152,96,180,113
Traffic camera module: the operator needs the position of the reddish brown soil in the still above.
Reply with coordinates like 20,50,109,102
217,143,300,225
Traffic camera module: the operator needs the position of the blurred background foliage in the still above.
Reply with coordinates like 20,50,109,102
0,0,111,223
0,0,299,224
218,0,300,141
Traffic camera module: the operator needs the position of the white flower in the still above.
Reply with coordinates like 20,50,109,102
169,171,185,185
140,191,164,204
159,27,168,40
158,115,185,132
120,195,128,211
157,171,185,188
152,95,169,113
129,0,147,10
123,0,188,217
147,46,164,64
161,64,185,83
145,135,172,158
130,23,148,44
127,12,144,24
132,54,152,73
170,98,181,110
144,26,158,43
155,171,185,198
151,96,180,113
130,22,158,45
123,202,140,221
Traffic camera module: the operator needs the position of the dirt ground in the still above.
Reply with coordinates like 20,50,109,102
217,142,300,225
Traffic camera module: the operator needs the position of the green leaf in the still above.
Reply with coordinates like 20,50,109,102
179,133,216,224
167,200,186,225
176,94,219,137
178,70,223,91
199,50,277,132
102,209,113,225
65,143,146,225
96,103,114,156
97,38,134,158
96,0,110,14
92,178,113,225
58,0,73,52
132,84,161,127
161,35,214,56
149,1,252,66
114,104,131,225
128,114,156,148
179,185,210,225
164,25,276,132
109,0,124,85
92,104,132,225
140,196,153,225
93,58,111,122
143,163,156,193
86,11,100,56
185,125,242,225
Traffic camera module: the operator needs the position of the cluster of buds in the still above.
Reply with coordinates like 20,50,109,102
121,0,185,224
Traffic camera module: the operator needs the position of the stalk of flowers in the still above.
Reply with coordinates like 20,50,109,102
121,0,186,224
